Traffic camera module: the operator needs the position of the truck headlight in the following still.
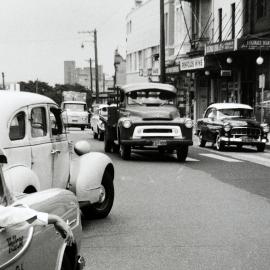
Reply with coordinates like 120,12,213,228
122,119,132,129
224,124,231,132
261,124,269,133
185,119,193,128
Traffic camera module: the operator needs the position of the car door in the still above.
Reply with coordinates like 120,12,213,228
28,105,53,190
49,106,70,189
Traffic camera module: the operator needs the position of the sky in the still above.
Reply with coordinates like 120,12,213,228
0,0,135,85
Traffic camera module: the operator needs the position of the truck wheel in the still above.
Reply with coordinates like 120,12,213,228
82,171,114,219
120,144,131,160
257,144,265,152
176,146,188,162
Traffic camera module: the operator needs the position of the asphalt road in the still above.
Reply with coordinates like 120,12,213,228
68,128,270,270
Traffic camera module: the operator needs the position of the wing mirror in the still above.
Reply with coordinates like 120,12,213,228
74,140,91,156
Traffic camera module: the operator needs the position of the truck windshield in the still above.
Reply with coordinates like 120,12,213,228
64,104,86,112
127,90,176,106
218,108,255,119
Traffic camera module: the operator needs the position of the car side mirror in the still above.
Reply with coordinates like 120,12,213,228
74,140,91,156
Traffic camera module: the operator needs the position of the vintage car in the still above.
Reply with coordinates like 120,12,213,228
61,101,89,130
104,83,193,161
90,105,109,141
0,149,84,270
196,103,269,151
0,91,114,219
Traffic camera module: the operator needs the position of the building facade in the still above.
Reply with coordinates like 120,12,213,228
64,61,76,85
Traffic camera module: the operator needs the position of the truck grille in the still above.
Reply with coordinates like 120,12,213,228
231,127,261,138
132,125,181,138
144,128,172,133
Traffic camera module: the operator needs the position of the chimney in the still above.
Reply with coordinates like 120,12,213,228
135,0,142,7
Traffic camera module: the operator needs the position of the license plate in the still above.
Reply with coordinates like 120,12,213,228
242,136,253,142
72,120,78,122
153,140,167,146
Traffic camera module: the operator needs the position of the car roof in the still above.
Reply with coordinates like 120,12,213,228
121,83,177,94
208,103,253,110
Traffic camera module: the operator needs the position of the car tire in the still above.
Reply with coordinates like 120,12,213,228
81,126,85,131
216,135,224,151
82,170,114,219
176,146,188,162
199,132,206,147
61,253,73,270
120,144,131,160
257,144,265,152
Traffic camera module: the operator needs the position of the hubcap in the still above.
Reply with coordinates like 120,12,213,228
98,185,106,203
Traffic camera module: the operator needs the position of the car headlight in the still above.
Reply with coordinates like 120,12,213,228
261,124,270,133
185,119,193,128
122,119,132,129
224,124,232,132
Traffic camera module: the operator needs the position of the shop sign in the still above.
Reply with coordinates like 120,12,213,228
180,57,205,71
166,66,180,74
238,39,270,50
205,40,235,54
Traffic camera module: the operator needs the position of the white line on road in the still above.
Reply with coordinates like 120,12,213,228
186,157,199,162
199,153,243,162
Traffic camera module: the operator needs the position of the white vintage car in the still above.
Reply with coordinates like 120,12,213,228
0,91,115,219
0,149,84,270
61,101,89,130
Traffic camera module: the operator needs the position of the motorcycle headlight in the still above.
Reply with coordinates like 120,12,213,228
122,119,132,129
261,124,270,133
224,124,232,132
185,119,193,128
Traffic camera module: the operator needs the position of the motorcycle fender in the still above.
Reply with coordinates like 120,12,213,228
3,164,40,193
69,152,114,203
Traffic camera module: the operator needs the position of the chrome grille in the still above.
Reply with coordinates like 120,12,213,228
144,128,172,133
231,127,261,138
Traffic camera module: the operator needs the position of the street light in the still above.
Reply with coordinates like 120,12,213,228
256,56,264,65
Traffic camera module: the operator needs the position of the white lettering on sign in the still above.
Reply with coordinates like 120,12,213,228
180,57,205,71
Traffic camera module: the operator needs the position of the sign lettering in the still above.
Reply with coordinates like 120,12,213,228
180,57,205,71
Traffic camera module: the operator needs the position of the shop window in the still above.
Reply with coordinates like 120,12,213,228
257,0,267,19
9,111,25,141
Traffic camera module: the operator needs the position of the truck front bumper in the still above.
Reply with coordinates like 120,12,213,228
121,138,193,148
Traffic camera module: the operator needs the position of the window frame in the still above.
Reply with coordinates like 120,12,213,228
9,111,26,141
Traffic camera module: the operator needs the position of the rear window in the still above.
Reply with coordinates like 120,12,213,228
9,112,26,141
64,103,86,112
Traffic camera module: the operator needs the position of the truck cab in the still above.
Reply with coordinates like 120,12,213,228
104,83,193,161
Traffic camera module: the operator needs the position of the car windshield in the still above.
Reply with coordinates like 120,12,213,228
218,108,254,119
127,90,176,106
64,103,86,111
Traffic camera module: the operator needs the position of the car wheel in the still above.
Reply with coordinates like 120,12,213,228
257,144,265,152
120,144,131,160
82,171,114,219
61,253,73,270
216,135,224,151
198,132,206,147
176,146,188,162
81,126,85,131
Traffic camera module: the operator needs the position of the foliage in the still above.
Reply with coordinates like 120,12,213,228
19,81,92,106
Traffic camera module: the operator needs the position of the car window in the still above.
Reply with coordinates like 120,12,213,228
50,107,64,136
31,107,47,138
9,111,25,141
205,108,213,118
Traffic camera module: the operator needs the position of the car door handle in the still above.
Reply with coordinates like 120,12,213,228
51,149,61,155
0,227,34,270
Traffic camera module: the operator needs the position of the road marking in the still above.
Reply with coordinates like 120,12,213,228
186,157,199,162
199,153,242,162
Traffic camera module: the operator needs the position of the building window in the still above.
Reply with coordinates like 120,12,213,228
218,8,222,42
231,3,235,39
134,52,137,71
257,0,267,19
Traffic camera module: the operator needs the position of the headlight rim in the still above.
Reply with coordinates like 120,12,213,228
185,118,193,129
122,119,132,129
224,123,232,132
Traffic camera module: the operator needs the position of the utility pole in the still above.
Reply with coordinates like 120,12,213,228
160,0,166,83
94,29,99,103
1,72,5,90
89,58,93,92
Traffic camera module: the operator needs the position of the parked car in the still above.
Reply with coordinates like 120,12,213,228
61,101,89,130
90,105,109,141
195,103,269,151
104,83,193,161
0,91,114,219
0,149,84,270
